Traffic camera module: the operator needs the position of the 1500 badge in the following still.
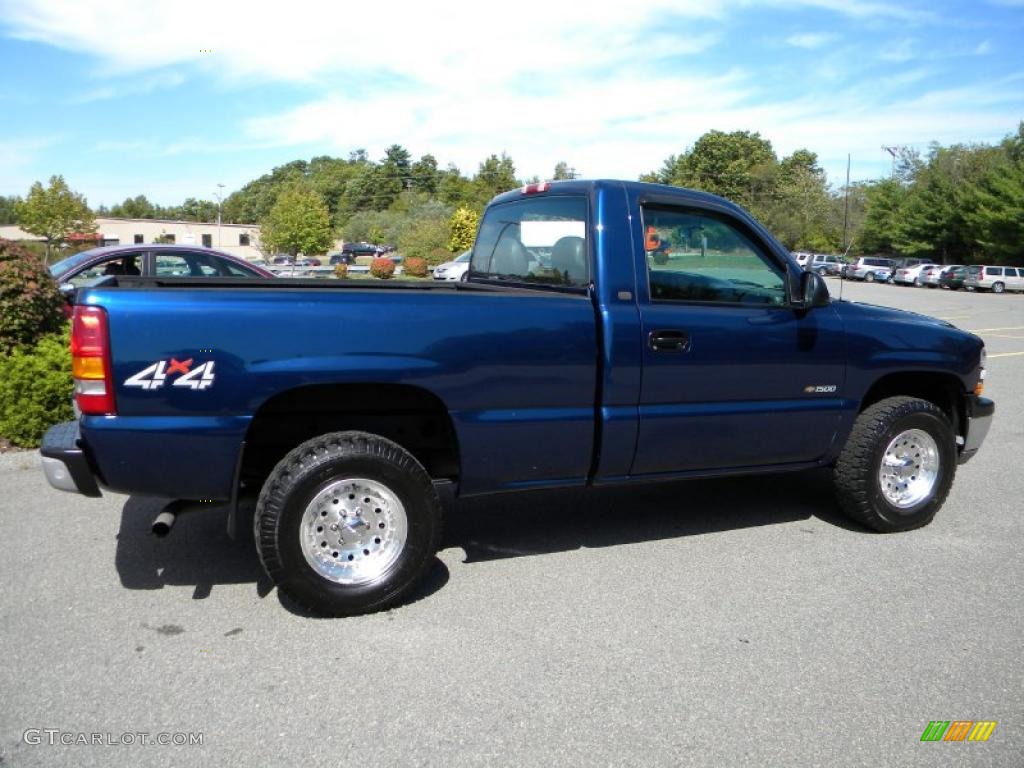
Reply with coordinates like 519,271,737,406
125,358,215,391
804,384,837,394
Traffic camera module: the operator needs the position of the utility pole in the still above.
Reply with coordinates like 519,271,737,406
842,153,851,252
214,183,225,247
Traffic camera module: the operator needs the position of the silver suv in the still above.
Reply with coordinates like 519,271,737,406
964,265,1024,294
845,257,896,282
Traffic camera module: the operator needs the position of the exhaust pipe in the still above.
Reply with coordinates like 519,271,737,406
152,509,177,538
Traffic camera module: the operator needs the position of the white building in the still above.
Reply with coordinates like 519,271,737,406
1,217,264,261
0,217,349,262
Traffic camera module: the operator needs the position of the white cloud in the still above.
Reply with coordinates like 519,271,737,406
71,71,185,104
0,136,62,195
784,32,837,49
974,40,993,55
1,0,1015,196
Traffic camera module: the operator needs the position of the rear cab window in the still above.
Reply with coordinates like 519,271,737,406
470,195,589,288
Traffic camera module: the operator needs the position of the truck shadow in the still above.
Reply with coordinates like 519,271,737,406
444,468,864,562
113,469,864,610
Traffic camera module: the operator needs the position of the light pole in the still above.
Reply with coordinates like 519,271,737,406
882,146,898,178
214,183,225,247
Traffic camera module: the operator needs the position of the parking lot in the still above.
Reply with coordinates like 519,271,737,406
1,280,1021,767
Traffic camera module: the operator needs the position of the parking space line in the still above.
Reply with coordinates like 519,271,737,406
967,326,1024,333
987,351,1024,359
937,315,971,321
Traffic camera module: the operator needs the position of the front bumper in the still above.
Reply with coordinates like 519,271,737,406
959,395,994,464
40,421,101,496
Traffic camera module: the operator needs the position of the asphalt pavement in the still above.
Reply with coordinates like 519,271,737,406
1,280,1021,767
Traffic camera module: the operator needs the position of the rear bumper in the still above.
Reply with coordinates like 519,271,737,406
959,395,994,464
40,421,101,497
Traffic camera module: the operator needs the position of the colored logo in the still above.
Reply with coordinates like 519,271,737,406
920,721,997,742
125,357,215,391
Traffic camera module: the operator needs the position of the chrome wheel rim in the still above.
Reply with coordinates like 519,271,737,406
878,429,940,509
300,478,407,584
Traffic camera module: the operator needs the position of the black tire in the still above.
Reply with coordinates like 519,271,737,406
254,431,442,616
460,271,468,282
833,397,956,532
993,282,1005,294
865,272,876,283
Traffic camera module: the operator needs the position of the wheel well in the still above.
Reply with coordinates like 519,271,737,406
240,384,460,490
859,372,965,437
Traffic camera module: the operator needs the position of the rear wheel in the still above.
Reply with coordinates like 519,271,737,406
255,431,442,616
993,281,1005,294
833,397,956,532
865,272,876,283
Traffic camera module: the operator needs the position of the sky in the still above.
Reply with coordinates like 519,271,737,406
0,0,1022,208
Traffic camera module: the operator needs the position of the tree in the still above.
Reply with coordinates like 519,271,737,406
16,176,96,260
260,184,334,257
410,154,440,193
962,124,1024,263
858,179,906,254
645,131,777,211
448,207,479,252
473,153,518,204
0,195,22,225
552,162,574,180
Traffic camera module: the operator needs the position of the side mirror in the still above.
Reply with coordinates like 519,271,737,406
792,270,830,310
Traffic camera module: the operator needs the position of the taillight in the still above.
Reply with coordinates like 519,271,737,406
71,306,116,415
522,182,551,194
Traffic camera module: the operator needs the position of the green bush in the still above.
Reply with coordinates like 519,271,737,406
0,238,64,353
404,257,428,277
0,328,73,447
334,263,348,279
370,257,395,279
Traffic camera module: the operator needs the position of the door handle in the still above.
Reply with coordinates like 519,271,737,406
648,329,690,352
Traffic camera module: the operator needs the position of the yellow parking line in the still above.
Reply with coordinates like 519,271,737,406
988,351,1024,359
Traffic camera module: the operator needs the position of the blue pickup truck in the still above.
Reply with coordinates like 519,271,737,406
41,180,994,615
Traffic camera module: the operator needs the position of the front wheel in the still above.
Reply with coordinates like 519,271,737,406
255,431,442,616
833,397,956,532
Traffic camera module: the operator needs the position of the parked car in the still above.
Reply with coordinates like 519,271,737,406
41,179,993,617
939,266,970,290
920,265,952,288
49,243,273,315
433,250,471,281
893,257,932,270
329,252,356,266
844,257,896,282
341,242,384,259
964,265,1024,294
792,251,813,268
805,254,846,276
296,257,321,267
893,263,939,287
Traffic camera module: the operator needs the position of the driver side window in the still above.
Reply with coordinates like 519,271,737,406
643,207,785,306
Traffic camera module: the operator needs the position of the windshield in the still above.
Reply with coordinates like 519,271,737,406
48,249,102,277
455,251,471,263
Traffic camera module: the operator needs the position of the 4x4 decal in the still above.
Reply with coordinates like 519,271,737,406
125,357,215,391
